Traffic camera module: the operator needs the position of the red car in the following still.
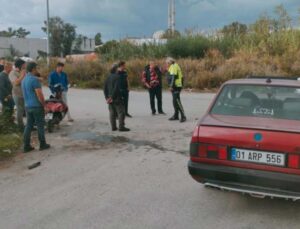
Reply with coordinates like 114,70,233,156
188,77,300,201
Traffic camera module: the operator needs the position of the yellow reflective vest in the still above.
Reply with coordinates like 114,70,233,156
168,63,183,88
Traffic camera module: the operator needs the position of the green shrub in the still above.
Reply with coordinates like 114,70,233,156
167,36,210,58
98,41,168,61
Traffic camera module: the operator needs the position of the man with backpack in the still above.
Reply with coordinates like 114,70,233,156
142,61,165,115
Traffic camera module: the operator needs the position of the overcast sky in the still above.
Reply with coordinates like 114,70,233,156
0,0,299,41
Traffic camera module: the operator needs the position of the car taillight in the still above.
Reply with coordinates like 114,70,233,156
288,154,300,169
190,142,227,160
190,126,227,160
204,144,227,160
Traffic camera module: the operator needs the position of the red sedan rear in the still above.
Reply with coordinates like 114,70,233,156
188,77,300,200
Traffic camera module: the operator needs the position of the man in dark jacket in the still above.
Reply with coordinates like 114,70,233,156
142,61,165,115
118,61,132,118
0,62,14,122
104,64,130,132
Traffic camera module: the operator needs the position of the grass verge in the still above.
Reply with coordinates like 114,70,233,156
0,134,22,161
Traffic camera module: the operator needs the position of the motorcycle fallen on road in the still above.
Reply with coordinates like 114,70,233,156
45,84,68,133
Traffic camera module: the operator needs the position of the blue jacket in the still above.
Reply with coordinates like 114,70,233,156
48,71,69,93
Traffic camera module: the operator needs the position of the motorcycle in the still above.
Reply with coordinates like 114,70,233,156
45,84,68,133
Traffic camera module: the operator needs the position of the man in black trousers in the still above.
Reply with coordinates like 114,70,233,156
142,61,165,115
118,61,132,118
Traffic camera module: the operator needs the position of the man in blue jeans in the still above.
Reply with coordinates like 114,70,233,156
22,62,50,153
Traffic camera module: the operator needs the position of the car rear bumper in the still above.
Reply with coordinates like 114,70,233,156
188,161,300,200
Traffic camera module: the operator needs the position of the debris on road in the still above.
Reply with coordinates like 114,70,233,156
28,162,41,170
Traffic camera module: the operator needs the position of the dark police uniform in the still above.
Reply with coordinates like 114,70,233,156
168,63,186,122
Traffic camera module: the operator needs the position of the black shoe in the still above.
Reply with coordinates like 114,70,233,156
24,146,35,153
152,112,156,116
158,111,166,115
126,114,132,118
40,144,51,151
169,116,179,121
119,127,130,132
112,127,118,131
180,117,187,123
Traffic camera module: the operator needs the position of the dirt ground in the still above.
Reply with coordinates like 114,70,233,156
0,88,300,229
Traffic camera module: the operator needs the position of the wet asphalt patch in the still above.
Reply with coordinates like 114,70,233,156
67,132,188,155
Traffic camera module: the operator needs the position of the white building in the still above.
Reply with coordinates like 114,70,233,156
126,30,167,46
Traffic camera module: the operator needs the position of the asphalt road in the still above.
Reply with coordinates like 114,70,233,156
0,88,300,229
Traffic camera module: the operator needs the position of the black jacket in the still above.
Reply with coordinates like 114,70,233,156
0,72,12,101
118,70,128,93
104,73,123,101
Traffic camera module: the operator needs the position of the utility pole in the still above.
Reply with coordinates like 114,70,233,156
168,0,176,34
46,0,50,66
171,0,175,34
168,0,172,31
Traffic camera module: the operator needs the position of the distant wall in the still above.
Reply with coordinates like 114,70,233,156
0,37,96,59
0,37,47,59
81,38,96,53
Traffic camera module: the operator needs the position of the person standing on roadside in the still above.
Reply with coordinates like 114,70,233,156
0,62,14,122
22,62,50,153
118,61,132,118
104,64,130,132
9,59,26,131
48,62,74,122
166,57,186,123
142,61,165,115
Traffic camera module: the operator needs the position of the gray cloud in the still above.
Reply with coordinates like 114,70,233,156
0,0,298,41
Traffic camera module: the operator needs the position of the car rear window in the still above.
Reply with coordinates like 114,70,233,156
211,84,300,121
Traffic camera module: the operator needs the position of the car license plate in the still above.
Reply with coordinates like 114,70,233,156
231,148,285,166
46,113,53,120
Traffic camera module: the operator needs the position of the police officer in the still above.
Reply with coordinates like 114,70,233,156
166,57,186,123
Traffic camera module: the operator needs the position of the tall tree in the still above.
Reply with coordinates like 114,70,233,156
15,27,31,38
0,27,15,37
42,17,77,57
222,22,247,37
95,33,103,46
73,34,83,54
0,27,30,38
274,4,292,31
62,23,76,56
